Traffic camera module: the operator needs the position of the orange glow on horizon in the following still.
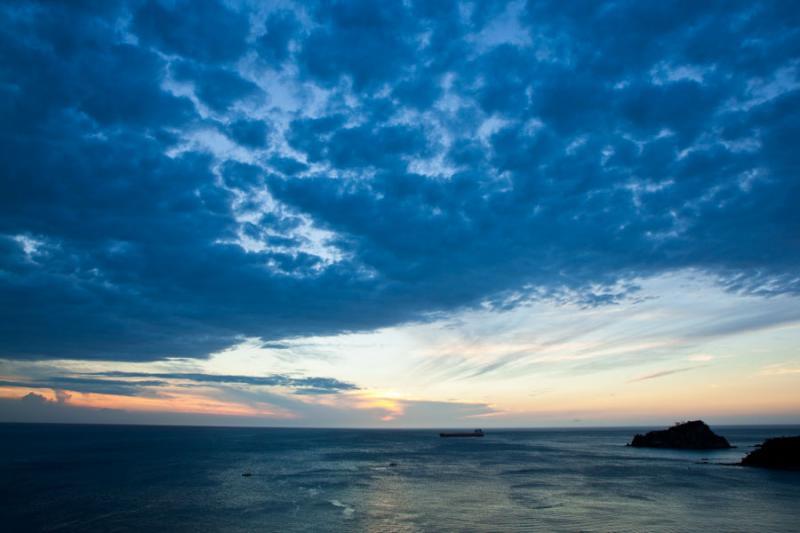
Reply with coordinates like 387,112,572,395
0,386,294,418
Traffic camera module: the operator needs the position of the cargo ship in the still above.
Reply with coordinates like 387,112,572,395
439,429,484,438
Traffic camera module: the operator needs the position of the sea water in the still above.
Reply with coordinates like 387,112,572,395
1,424,798,532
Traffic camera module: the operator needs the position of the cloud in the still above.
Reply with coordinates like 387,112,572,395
256,9,300,66
87,371,359,393
759,364,800,376
171,60,262,113
227,119,270,148
133,0,250,64
0,378,166,396
687,354,714,362
0,0,798,362
628,366,702,383
0,384,494,428
298,1,422,90
20,392,49,406
0,371,358,398
0,393,265,426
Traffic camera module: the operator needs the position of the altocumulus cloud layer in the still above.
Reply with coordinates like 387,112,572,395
1,0,798,362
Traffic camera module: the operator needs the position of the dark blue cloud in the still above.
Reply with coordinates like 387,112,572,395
133,0,250,64
298,1,419,90
0,370,357,396
87,372,359,393
269,156,308,176
172,60,261,112
256,9,300,66
0,378,166,396
0,0,798,362
287,120,430,170
0,3,193,131
227,119,270,148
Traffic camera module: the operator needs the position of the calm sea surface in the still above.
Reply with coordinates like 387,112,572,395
0,424,798,532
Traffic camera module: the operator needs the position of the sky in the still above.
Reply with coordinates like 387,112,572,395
0,0,798,428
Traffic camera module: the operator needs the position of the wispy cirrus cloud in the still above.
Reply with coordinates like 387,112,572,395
759,364,800,376
628,366,703,383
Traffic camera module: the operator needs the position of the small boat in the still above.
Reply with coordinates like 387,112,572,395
439,429,484,438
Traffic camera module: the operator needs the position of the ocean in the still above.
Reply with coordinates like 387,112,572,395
0,424,798,532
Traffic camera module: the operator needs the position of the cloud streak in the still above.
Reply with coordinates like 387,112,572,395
0,371,358,397
88,371,359,393
627,366,703,383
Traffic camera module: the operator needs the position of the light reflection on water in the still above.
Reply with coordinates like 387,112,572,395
1,424,798,532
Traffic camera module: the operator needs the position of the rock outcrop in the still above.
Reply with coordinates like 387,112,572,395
740,436,800,470
628,420,732,449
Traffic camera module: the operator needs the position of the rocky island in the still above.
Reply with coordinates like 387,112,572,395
740,436,800,470
628,420,732,449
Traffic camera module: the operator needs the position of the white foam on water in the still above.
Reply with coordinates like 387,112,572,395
329,499,355,518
